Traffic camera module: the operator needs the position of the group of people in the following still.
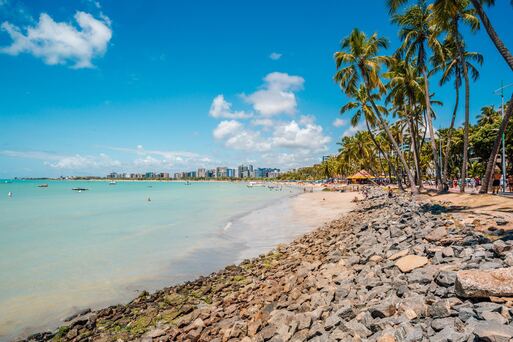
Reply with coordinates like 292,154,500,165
448,172,513,195
492,172,513,194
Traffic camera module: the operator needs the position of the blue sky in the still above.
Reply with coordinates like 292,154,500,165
0,0,512,177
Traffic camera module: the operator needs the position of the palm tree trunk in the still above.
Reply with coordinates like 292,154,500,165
422,69,442,191
470,0,513,71
413,116,424,189
364,120,403,191
365,92,418,193
480,93,513,193
456,30,470,193
408,116,422,188
443,84,460,185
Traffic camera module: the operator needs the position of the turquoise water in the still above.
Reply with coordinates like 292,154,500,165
0,180,298,339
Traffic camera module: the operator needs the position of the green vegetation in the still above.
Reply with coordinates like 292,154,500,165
279,0,512,193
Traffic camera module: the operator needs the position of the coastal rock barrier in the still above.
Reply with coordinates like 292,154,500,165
23,190,513,341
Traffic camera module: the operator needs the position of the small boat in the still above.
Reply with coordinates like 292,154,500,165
72,187,89,191
185,181,191,186
38,184,48,188
8,191,12,197
109,181,117,185
247,182,266,188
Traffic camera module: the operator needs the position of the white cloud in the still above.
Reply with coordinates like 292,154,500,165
243,72,304,116
213,121,270,151
0,11,112,68
269,52,282,60
108,145,214,169
212,115,330,156
225,130,272,151
332,118,346,128
0,150,121,170
208,72,334,169
342,122,366,137
272,117,331,151
209,95,252,119
213,120,243,139
47,153,120,169
251,118,274,127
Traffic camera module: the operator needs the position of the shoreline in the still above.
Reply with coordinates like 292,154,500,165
4,189,360,341
21,188,513,341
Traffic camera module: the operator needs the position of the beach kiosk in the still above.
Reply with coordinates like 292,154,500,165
347,170,374,184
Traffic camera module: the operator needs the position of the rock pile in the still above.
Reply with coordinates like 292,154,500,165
24,190,513,341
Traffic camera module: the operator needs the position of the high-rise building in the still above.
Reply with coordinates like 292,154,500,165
227,168,235,178
197,168,206,178
216,167,228,178
255,168,280,178
238,164,254,178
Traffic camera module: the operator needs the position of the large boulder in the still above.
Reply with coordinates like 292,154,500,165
455,268,513,298
472,321,513,341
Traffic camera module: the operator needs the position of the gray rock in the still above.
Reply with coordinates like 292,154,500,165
472,321,513,341
343,320,372,338
431,317,454,332
428,300,451,319
430,326,466,342
426,227,447,242
435,271,456,287
481,311,508,324
458,308,476,322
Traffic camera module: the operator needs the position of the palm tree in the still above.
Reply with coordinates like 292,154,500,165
467,0,513,193
340,84,404,189
480,94,513,193
477,105,498,125
431,0,480,192
392,1,444,190
334,28,419,193
469,0,513,70
431,37,482,185
384,58,426,187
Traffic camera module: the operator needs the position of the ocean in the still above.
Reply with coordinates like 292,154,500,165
0,180,301,340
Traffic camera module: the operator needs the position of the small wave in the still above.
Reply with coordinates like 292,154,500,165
223,222,232,232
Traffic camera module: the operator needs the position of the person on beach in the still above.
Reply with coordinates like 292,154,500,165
492,169,501,194
387,186,393,198
508,174,513,192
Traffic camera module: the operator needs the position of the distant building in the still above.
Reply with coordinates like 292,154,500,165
255,168,281,178
238,164,254,178
227,168,235,178
174,172,182,179
216,167,228,178
145,172,156,178
197,168,206,178
158,172,169,178
268,170,281,178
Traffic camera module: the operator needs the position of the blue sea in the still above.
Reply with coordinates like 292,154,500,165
0,180,302,340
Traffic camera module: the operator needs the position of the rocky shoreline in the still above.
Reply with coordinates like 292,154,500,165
23,189,513,341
